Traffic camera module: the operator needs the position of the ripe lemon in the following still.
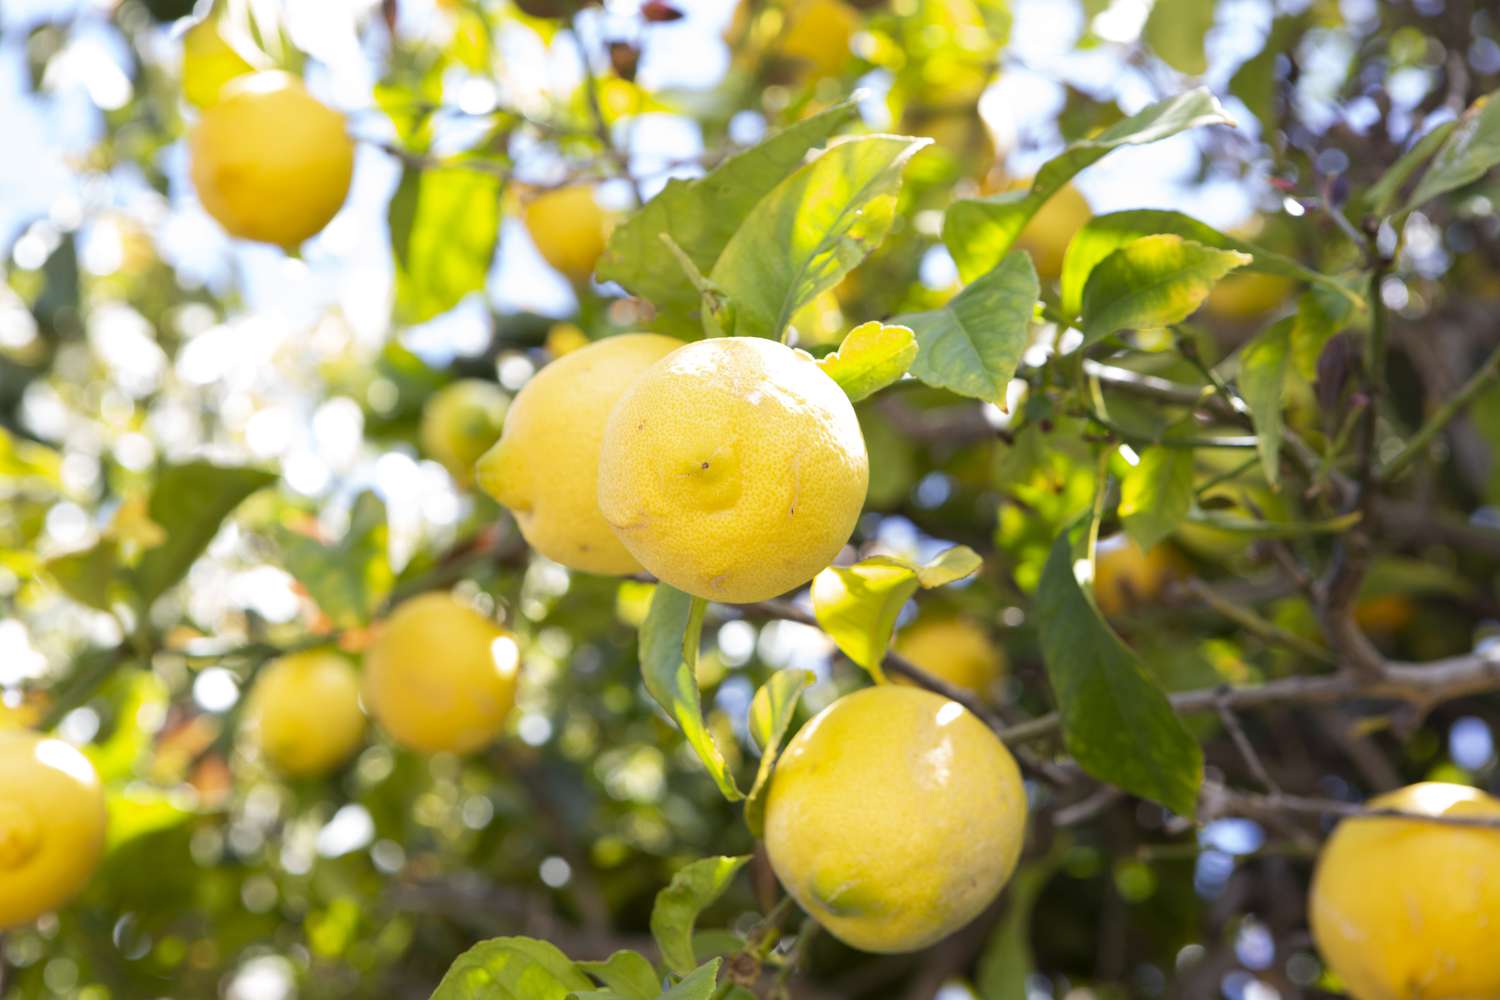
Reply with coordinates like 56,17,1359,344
764,685,1027,952
597,337,869,604
476,333,682,575
1310,782,1500,999
1093,534,1178,616
180,17,258,109
420,379,509,484
0,731,107,930
780,0,858,78
243,650,365,777
1009,180,1091,282
362,593,520,754
1204,270,1295,321
189,71,355,248
893,616,1005,697
523,186,610,285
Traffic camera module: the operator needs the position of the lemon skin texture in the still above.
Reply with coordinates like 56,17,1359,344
189,71,355,248
362,593,521,755
1013,181,1092,282
523,186,610,285
476,333,682,575
420,379,509,484
764,685,1027,953
893,616,1006,697
1310,783,1500,1000
1093,534,1177,616
244,650,366,778
597,337,869,604
0,731,108,930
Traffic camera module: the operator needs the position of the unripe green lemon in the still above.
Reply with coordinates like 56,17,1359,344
893,616,1006,697
598,337,868,604
1310,782,1500,1000
189,71,354,248
764,685,1027,953
244,650,365,777
0,731,107,930
362,593,520,754
476,333,682,575
523,186,610,285
420,379,509,484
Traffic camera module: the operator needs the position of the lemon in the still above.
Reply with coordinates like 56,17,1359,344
1011,180,1092,282
1310,782,1500,1000
420,379,509,484
764,685,1027,952
477,333,682,575
243,650,365,777
0,731,107,929
781,0,858,78
893,616,1005,697
597,337,868,604
362,593,520,754
1093,534,1178,616
523,186,610,285
189,71,355,248
1204,270,1295,321
180,17,258,109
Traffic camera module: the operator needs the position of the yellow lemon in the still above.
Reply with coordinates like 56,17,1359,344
420,379,509,484
893,616,1005,697
1204,270,1295,321
243,650,365,777
1310,782,1500,1000
362,593,520,754
597,337,868,604
0,731,107,930
764,685,1027,952
523,186,610,285
1093,534,1178,616
1011,180,1092,282
476,333,682,575
780,0,858,78
189,71,355,248
180,17,258,109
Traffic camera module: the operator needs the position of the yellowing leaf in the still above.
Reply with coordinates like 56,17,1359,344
1080,235,1251,346
816,322,917,402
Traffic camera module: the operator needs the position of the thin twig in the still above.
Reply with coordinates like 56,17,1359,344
1379,337,1500,482
1176,578,1334,664
1215,697,1281,795
1202,780,1500,831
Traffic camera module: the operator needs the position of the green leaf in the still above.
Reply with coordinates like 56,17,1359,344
1288,283,1355,380
1238,319,1291,485
744,668,814,838
1407,89,1500,210
46,540,121,612
650,857,750,977
640,586,743,801
943,88,1234,281
816,322,917,402
1229,14,1303,132
710,135,929,339
1119,448,1194,551
1143,0,1214,75
432,937,593,1000
597,100,859,334
0,427,61,484
660,960,722,1000
1057,209,1355,321
390,165,503,324
1363,120,1458,216
1080,235,1250,345
974,851,1064,1000
134,462,277,608
1035,534,1203,816
576,951,659,1000
897,251,1038,404
276,491,394,628
810,547,982,679
1186,507,1361,538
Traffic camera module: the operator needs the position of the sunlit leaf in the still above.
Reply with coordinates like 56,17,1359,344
431,937,592,1000
390,165,503,324
276,491,394,629
576,951,659,1000
660,959,722,1000
650,856,750,976
816,322,917,402
1407,89,1500,210
710,135,930,339
744,669,814,838
1079,235,1251,346
916,545,983,587
1143,0,1213,75
1119,448,1195,551
811,557,921,680
1035,534,1203,816
1238,319,1291,485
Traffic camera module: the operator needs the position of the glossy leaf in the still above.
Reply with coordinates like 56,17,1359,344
816,322,917,402
576,951,659,1000
1407,89,1500,210
943,88,1234,281
650,856,750,976
1035,534,1203,816
597,100,859,333
710,135,929,339
1238,319,1292,485
431,937,593,1000
1080,235,1250,346
640,585,742,801
916,545,984,587
744,668,814,838
898,251,1038,404
1119,448,1194,551
390,165,503,324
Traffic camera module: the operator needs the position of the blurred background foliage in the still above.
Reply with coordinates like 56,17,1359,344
2,0,1500,997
